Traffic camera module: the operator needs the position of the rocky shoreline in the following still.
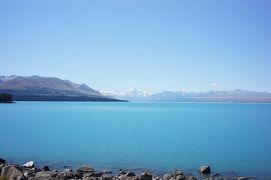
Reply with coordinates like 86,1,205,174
0,158,255,180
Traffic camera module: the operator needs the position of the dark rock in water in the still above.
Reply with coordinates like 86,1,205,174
55,169,74,180
118,169,127,175
199,165,211,174
213,173,220,177
126,172,136,177
100,170,112,174
23,161,35,168
42,165,50,171
0,158,6,168
1,165,24,180
136,172,152,180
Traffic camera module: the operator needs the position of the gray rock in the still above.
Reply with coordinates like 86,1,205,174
35,171,57,180
77,165,93,173
23,161,35,168
183,176,197,180
55,169,74,180
1,165,24,180
82,177,100,180
23,168,37,178
76,165,94,178
101,174,113,180
237,177,255,180
118,170,127,175
163,170,184,179
118,172,137,180
199,165,211,174
0,158,5,168
136,172,152,180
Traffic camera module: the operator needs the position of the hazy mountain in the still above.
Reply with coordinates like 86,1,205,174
101,88,153,101
0,75,121,101
102,88,271,103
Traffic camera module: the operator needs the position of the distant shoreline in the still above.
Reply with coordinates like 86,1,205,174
10,95,127,102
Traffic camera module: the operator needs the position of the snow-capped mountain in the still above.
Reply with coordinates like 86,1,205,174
101,88,153,101
0,75,19,82
101,89,271,102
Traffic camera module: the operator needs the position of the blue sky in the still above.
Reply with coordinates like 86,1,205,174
0,0,270,92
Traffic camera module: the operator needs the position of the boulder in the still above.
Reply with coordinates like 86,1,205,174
136,172,152,180
126,172,136,177
55,169,74,180
77,165,93,173
0,158,5,168
35,171,57,180
23,161,34,168
183,176,197,180
76,165,93,178
1,165,24,180
163,170,184,179
42,165,50,171
101,174,113,180
118,172,136,180
163,170,196,180
199,165,211,174
82,172,103,178
118,169,127,175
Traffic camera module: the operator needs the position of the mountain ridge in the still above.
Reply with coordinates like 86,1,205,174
101,88,271,102
0,75,122,101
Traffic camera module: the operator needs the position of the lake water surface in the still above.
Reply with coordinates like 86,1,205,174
1,102,271,178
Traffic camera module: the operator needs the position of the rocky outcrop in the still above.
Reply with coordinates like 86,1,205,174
35,171,58,180
55,169,74,180
76,165,94,178
42,165,50,171
161,170,196,180
199,165,211,174
0,165,24,180
0,158,5,168
136,172,152,180
0,162,256,180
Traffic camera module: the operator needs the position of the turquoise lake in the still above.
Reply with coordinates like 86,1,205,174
1,102,271,178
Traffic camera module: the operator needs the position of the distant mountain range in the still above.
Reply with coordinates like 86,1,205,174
0,75,121,101
1,75,271,102
101,88,271,103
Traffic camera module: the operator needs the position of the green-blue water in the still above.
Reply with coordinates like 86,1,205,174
1,102,271,178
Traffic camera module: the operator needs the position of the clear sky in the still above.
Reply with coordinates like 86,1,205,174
0,0,270,92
